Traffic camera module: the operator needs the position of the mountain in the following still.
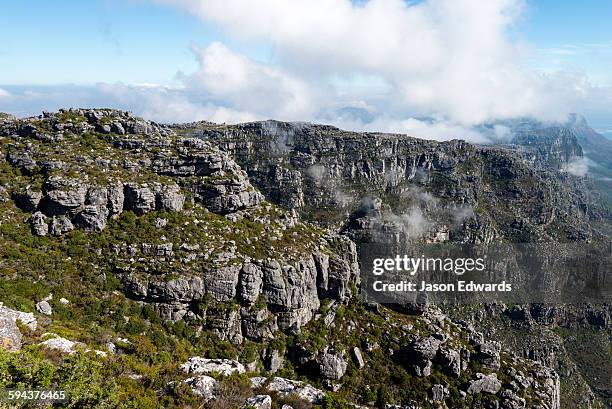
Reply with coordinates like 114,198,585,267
494,114,612,209
0,109,609,408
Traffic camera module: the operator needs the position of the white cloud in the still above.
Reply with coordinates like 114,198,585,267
0,88,10,98
153,0,583,125
183,42,316,120
334,115,491,143
563,157,589,177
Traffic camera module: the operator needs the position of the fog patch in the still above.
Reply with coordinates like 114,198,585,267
563,157,589,177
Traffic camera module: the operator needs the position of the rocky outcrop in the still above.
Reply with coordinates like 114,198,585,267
118,233,359,342
318,351,348,380
0,303,37,331
467,373,502,394
0,316,22,352
261,377,325,403
183,375,218,401
195,120,606,243
179,358,246,376
244,395,272,409
35,300,52,315
405,336,442,377
21,178,185,235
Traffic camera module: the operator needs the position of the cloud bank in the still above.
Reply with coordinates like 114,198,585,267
1,0,610,143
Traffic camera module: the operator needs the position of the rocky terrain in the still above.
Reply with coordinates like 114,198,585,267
0,108,609,408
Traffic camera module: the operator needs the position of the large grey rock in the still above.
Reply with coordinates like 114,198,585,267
0,316,22,352
0,303,37,331
42,176,88,215
40,336,85,354
265,349,283,373
0,185,8,202
265,377,325,403
179,358,246,376
124,184,156,215
50,215,74,235
35,300,52,315
244,395,272,409
351,346,365,369
156,184,185,212
208,307,243,344
74,205,108,231
31,211,48,236
431,384,445,402
183,375,218,401
107,183,125,216
476,341,501,370
406,336,441,377
467,373,502,394
319,352,348,380
438,347,461,377
16,189,42,211
238,263,263,305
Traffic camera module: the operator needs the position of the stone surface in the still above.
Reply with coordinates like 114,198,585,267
266,377,325,403
0,303,37,331
431,384,445,402
351,346,365,369
244,395,272,409
0,316,22,352
183,375,218,401
35,300,52,315
40,336,85,354
319,352,348,380
467,373,503,394
476,341,501,371
406,337,441,377
180,357,246,376
31,211,48,236
266,349,283,373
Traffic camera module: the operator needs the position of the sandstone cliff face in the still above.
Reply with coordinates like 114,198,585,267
0,109,359,342
191,120,606,245
181,119,609,408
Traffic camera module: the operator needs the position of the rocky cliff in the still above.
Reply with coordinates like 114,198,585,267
0,109,360,344
0,109,607,408
178,118,610,407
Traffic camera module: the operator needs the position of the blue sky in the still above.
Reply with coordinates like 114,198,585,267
1,0,611,137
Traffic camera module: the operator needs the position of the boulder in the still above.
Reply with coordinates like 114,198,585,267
180,358,246,377
124,184,156,215
266,377,325,403
0,185,7,202
50,215,74,235
438,348,461,377
0,316,22,352
351,346,365,369
42,176,88,215
476,341,501,370
265,349,284,373
40,336,85,354
183,375,218,401
244,395,272,409
31,211,48,236
431,384,445,402
406,336,441,377
74,205,108,231
35,300,52,315
156,184,185,212
16,190,42,211
319,352,348,380
467,373,502,394
0,303,38,331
